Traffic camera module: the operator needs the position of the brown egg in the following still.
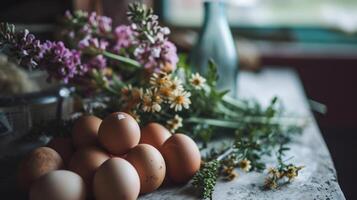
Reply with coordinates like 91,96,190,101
47,137,74,167
140,123,172,150
126,144,166,193
68,146,110,191
98,112,140,155
94,158,140,200
160,134,201,183
18,147,63,191
30,170,86,200
72,115,102,149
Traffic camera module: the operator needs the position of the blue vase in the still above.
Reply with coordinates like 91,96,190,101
190,0,239,97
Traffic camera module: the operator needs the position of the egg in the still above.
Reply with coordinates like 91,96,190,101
18,147,63,191
98,112,140,155
47,137,74,167
29,170,86,200
94,158,140,200
72,115,102,149
160,134,201,183
68,146,110,190
140,123,171,149
126,144,166,193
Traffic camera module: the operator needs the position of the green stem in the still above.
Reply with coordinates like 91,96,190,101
217,147,235,161
186,117,242,128
102,51,141,68
222,96,248,110
103,85,118,95
186,116,309,128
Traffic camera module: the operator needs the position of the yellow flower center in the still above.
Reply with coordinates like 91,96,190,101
154,95,161,102
175,96,185,104
158,78,166,85
143,97,152,106
160,87,171,97
192,79,201,85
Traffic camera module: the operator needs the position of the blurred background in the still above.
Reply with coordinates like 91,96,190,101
1,0,356,198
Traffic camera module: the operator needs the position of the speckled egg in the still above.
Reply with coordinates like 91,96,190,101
126,144,166,193
47,137,74,167
68,146,110,191
94,158,140,200
160,134,201,183
18,147,63,191
98,112,140,155
72,115,102,149
140,123,171,150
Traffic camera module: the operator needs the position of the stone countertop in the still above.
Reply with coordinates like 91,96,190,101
139,68,346,200
0,68,345,200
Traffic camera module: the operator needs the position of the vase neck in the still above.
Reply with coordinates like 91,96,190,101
203,1,227,23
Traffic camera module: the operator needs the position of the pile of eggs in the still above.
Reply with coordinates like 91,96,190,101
17,112,201,200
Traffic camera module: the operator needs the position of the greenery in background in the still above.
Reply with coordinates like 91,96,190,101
0,3,308,200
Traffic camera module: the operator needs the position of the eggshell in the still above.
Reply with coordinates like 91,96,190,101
160,134,201,183
47,137,74,167
98,112,140,155
18,147,63,191
72,115,102,148
140,123,172,149
29,170,86,200
94,158,140,200
68,146,110,191
126,144,166,193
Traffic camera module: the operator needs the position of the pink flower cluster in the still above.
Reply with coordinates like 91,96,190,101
113,25,133,52
62,10,178,73
1,8,180,85
134,40,178,72
39,41,82,83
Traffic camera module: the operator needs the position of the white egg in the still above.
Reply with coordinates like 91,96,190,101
29,170,86,200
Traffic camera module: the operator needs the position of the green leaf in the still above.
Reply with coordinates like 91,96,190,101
206,59,219,87
102,51,141,68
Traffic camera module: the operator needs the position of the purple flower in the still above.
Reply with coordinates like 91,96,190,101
15,29,42,69
79,24,92,37
83,54,107,70
0,23,42,69
39,41,82,83
61,11,112,49
88,12,112,34
78,37,108,51
98,16,112,33
113,25,133,51
133,40,178,72
161,41,178,68
64,10,73,20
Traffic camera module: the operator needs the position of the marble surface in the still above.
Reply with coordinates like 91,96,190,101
0,68,345,200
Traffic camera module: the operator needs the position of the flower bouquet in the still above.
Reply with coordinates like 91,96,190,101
0,3,307,200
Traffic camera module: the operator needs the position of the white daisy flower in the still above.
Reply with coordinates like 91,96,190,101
170,76,184,92
131,87,143,101
169,90,191,111
141,89,162,112
239,159,252,172
189,73,206,90
159,77,183,99
149,71,171,88
166,114,183,132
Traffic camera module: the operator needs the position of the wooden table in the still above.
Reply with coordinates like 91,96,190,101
0,68,346,200
139,68,346,200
